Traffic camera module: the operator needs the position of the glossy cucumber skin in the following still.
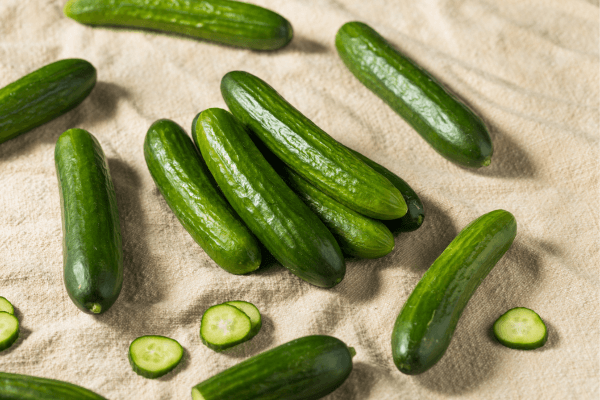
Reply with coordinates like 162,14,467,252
392,210,517,374
64,0,293,51
55,129,122,315
144,119,261,274
221,70,407,220
0,372,108,400
0,59,96,144
192,335,354,400
336,22,493,168
193,108,345,288
349,149,424,233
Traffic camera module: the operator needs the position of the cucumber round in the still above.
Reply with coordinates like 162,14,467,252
392,210,517,374
493,307,548,350
191,335,354,400
200,304,252,351
0,312,19,352
0,372,108,399
55,129,123,315
0,297,14,315
64,0,293,51
224,301,262,338
0,59,96,144
221,70,408,220
193,108,346,288
144,119,261,274
336,22,493,168
128,335,184,379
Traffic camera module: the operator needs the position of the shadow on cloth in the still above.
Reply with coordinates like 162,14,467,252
157,346,192,382
106,157,164,306
282,36,329,54
0,81,128,161
414,239,547,395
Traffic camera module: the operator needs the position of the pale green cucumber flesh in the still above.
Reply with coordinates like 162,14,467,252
493,307,547,350
224,301,262,337
0,312,19,352
129,335,183,379
0,297,14,315
201,304,252,351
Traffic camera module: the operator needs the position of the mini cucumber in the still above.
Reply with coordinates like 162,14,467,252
493,307,548,350
392,210,517,374
191,335,355,400
0,372,108,399
129,335,184,379
144,119,261,274
193,108,345,288
348,149,424,233
336,22,493,168
0,59,96,144
200,304,252,351
0,297,14,315
224,301,262,338
221,70,407,220
55,129,123,315
64,0,293,51
0,312,19,352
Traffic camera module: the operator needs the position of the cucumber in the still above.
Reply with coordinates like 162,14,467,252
55,128,123,315
336,22,493,168
144,119,261,274
224,301,262,338
191,335,355,400
0,297,14,315
348,149,424,233
221,70,407,220
193,108,345,288
0,59,96,144
493,307,548,350
64,0,293,51
0,312,19,352
129,335,184,378
392,210,517,374
0,372,108,400
200,304,252,351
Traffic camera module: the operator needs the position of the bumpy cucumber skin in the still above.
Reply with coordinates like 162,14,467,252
0,372,108,400
55,129,122,315
336,22,493,168
144,119,261,274
192,335,354,400
349,149,424,233
193,108,345,288
392,210,517,375
0,312,19,352
221,70,407,220
64,0,293,51
0,59,96,144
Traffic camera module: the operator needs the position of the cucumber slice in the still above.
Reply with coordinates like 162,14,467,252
493,307,548,350
0,297,14,315
224,301,262,338
200,304,252,351
0,312,19,352
128,335,183,379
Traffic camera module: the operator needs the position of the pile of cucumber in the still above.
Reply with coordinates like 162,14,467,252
0,1,551,398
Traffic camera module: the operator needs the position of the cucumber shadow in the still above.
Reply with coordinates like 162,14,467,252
157,346,192,382
0,82,128,162
218,315,276,359
282,36,329,54
1,306,32,355
414,239,543,395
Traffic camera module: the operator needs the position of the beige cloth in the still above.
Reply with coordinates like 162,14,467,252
1,0,598,398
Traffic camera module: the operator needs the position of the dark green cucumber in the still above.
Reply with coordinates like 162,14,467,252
55,129,122,314
392,210,517,374
336,22,493,168
64,0,293,51
144,119,261,274
0,372,107,400
348,149,424,233
0,59,96,144
191,335,355,400
193,108,345,288
221,70,407,220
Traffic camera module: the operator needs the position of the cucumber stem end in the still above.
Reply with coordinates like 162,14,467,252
87,303,102,314
348,346,357,358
